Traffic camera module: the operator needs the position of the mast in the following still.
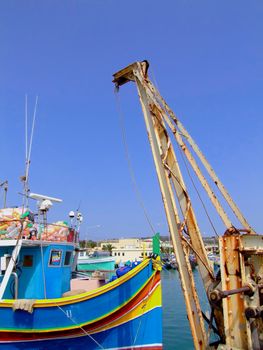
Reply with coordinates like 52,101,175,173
113,61,263,349
23,95,38,208
0,180,8,208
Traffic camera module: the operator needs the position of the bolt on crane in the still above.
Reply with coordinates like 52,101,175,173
113,61,263,350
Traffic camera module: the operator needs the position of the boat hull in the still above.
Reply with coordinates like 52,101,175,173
0,259,162,349
0,310,162,349
77,256,116,272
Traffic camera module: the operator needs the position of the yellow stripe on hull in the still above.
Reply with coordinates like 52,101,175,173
91,282,162,334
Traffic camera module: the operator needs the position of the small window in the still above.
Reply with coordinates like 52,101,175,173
49,250,62,267
23,255,33,267
64,251,72,266
118,252,120,256
114,253,117,256
122,253,125,256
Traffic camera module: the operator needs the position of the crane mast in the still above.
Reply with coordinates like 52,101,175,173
113,61,263,350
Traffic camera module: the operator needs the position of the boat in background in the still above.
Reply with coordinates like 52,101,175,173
0,196,163,349
207,252,220,274
161,253,197,270
77,250,115,272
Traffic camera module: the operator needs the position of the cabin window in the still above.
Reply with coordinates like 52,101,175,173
23,255,33,267
49,250,62,267
64,251,72,266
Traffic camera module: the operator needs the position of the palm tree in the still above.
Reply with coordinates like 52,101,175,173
79,240,97,249
102,244,114,255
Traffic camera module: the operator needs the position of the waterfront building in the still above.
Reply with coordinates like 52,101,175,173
100,238,153,263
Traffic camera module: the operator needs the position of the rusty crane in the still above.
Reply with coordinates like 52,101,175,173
113,61,263,350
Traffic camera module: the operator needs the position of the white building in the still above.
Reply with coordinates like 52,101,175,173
101,238,153,263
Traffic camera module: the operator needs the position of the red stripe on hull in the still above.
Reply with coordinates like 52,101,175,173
119,347,163,350
117,347,163,350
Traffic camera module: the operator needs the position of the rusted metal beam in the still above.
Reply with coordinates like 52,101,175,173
129,69,218,280
129,63,208,349
113,60,149,87
146,78,255,233
151,106,215,286
220,235,251,348
132,68,235,231
112,60,263,350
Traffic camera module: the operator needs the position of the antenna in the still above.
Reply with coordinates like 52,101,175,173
23,95,39,207
0,180,8,208
29,193,62,215
29,193,63,203
25,94,28,161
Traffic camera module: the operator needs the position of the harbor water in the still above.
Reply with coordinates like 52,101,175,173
162,268,209,349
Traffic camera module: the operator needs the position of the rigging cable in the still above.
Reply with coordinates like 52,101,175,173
56,304,105,349
176,139,219,237
132,271,157,347
114,90,156,235
147,65,218,237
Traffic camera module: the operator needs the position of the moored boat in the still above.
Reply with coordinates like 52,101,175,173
77,250,116,272
0,200,163,350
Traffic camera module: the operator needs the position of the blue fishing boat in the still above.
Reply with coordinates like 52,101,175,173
0,197,163,349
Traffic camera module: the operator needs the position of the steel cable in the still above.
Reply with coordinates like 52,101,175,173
114,90,156,235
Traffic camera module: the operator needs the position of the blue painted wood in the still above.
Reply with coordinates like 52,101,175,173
0,244,75,299
0,261,153,331
0,308,162,350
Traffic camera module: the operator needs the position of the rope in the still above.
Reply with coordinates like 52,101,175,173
151,113,189,227
177,143,219,237
56,304,104,349
181,236,214,279
163,161,191,229
61,267,158,350
132,271,157,347
114,91,156,235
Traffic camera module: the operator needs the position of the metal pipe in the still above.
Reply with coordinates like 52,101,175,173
210,285,254,302
11,272,18,299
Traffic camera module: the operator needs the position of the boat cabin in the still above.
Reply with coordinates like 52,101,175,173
0,206,79,300
0,240,75,299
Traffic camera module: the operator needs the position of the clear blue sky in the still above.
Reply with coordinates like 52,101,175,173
0,1,262,240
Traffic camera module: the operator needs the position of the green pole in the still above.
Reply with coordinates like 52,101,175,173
152,232,160,255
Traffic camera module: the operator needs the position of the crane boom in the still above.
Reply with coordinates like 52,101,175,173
113,61,263,349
